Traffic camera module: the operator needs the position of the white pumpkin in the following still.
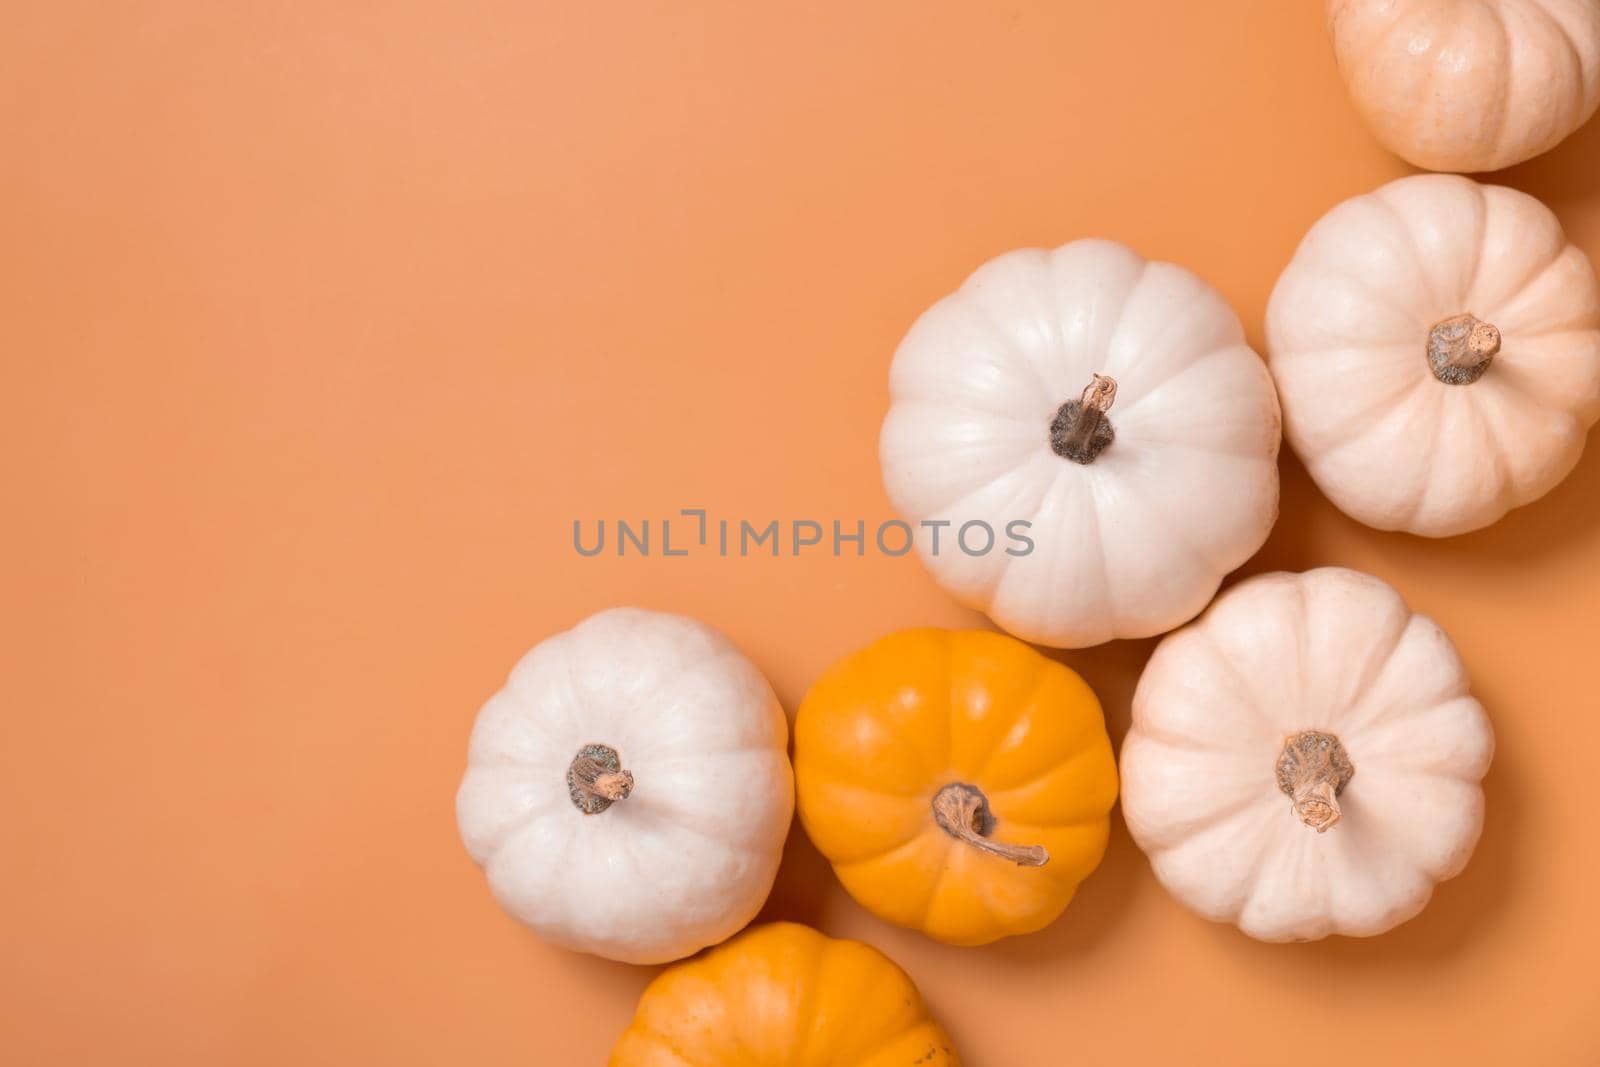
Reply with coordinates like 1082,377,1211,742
456,607,794,964
879,239,1281,648
1327,0,1600,172
1267,174,1600,537
1121,568,1494,942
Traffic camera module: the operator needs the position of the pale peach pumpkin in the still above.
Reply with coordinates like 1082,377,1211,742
1328,0,1600,172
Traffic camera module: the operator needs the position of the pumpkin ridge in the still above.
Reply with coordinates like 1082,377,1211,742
1486,220,1575,324
971,688,1101,791
1461,179,1492,312
1021,249,1077,394
1468,393,1515,502
847,1022,949,1067
456,766,564,861
1146,801,1279,918
1319,258,1432,331
1072,256,1148,393
831,831,937,875
960,285,1055,399
1363,187,1452,316
622,1019,704,1067
1399,392,1457,529
809,942,925,1066
1123,717,1236,755
983,753,1119,827
913,838,960,932
1049,246,1142,389
1239,826,1332,941
1526,0,1587,133
913,450,1055,547
1108,339,1247,420
813,814,932,869
1107,450,1234,577
833,832,954,934
983,463,1077,633
945,641,1050,779
888,304,999,407
1076,471,1114,633
1302,370,1433,468
1488,250,1599,336
619,797,773,857
1325,591,1414,728
1102,266,1231,391
1191,626,1283,735
797,761,938,801
1340,619,1468,736
1120,765,1263,849
1482,6,1515,170
885,397,1042,430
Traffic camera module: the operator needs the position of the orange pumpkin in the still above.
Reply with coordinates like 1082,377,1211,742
609,922,960,1066
795,629,1118,945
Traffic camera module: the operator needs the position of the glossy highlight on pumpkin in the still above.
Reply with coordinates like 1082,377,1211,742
794,628,1118,946
608,922,960,1067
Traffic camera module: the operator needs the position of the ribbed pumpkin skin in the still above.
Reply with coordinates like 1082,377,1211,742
1121,568,1494,942
879,239,1281,649
1327,0,1600,172
1267,174,1600,537
609,923,960,1067
794,629,1118,946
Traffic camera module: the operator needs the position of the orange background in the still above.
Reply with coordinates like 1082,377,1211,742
4,2,1599,1064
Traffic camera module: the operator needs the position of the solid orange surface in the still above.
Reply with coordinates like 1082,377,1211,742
4,2,1599,1064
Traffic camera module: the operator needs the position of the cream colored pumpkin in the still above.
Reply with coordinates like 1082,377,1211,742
880,239,1281,648
1327,0,1600,172
455,607,794,964
1267,174,1600,537
1121,568,1494,942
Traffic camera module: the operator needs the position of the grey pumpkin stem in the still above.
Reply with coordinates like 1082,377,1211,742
567,743,634,814
1049,373,1118,464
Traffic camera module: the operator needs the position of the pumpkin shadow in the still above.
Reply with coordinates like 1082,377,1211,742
1243,449,1352,575
1488,106,1600,209
1242,430,1600,572
754,822,837,930
1380,432,1600,568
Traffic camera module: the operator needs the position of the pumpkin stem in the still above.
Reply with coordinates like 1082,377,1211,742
931,782,1048,866
567,743,634,814
1275,732,1355,833
1427,313,1501,385
1049,373,1117,464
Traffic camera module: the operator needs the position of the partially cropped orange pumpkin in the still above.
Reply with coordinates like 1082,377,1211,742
795,629,1118,945
609,922,960,1066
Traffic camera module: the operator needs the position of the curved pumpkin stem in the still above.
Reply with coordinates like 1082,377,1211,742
1275,732,1354,833
568,743,634,814
1427,313,1500,385
1049,373,1118,464
931,782,1048,866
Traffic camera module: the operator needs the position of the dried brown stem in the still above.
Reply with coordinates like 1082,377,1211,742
931,782,1048,866
567,743,634,814
1427,313,1501,385
1275,732,1355,833
1049,373,1118,464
